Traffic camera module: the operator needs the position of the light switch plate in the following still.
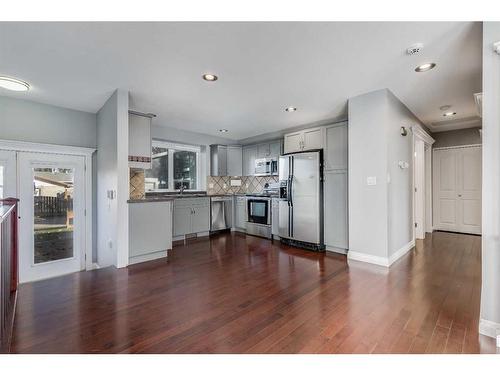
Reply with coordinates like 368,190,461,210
367,176,377,186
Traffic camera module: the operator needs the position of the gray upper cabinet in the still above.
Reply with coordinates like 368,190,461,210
242,145,257,176
128,113,152,169
324,122,348,171
210,145,227,176
269,141,282,158
257,143,270,158
227,145,243,176
283,127,324,154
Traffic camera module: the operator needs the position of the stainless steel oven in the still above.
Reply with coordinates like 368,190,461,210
246,197,272,238
254,158,278,176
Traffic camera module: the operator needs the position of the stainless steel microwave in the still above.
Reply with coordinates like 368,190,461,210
254,158,278,176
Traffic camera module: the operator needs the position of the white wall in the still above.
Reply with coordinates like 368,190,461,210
96,89,129,268
151,125,234,189
386,91,415,258
0,96,96,147
348,89,422,265
348,90,389,259
479,22,500,338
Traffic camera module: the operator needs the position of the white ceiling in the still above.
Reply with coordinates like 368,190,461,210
0,22,482,140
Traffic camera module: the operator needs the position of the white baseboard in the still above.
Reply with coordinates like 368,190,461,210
479,318,500,339
129,250,168,265
347,240,415,268
347,251,390,267
388,240,415,266
326,246,348,255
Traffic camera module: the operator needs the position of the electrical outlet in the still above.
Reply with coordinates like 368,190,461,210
367,176,377,186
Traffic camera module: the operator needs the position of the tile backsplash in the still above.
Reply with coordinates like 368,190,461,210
207,175,279,195
130,169,145,199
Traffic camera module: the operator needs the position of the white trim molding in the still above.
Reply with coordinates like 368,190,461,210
411,124,435,145
479,318,500,339
433,144,482,151
0,138,96,272
347,241,415,267
0,139,95,157
347,251,391,267
388,240,415,266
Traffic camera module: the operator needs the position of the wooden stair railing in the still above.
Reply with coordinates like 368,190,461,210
0,198,19,354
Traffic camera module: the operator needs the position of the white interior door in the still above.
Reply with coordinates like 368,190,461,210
18,152,86,283
433,146,482,234
0,150,17,199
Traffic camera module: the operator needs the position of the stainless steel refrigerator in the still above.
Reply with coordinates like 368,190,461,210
278,150,324,251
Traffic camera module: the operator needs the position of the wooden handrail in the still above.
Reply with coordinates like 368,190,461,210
0,197,19,353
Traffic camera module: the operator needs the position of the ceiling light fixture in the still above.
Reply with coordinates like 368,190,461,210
439,105,452,111
0,76,30,91
443,111,457,117
285,107,297,112
202,73,218,82
415,63,436,72
219,129,228,133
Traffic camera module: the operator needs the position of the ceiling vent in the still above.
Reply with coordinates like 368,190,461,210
474,92,482,118
406,43,423,55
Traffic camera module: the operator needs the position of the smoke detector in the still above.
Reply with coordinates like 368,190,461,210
406,43,423,55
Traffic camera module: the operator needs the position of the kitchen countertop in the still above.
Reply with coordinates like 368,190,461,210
128,192,251,203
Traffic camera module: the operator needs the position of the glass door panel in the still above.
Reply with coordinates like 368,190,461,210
33,167,75,264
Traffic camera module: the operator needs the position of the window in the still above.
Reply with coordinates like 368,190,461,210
145,141,201,192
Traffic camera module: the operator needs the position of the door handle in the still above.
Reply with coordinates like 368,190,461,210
458,194,462,197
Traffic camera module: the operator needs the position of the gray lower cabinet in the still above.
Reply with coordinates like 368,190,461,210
234,196,247,230
173,198,210,237
323,171,348,250
129,201,172,264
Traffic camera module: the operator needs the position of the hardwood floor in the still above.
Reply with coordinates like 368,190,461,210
11,231,497,353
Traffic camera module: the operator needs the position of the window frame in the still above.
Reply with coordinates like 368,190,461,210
146,140,201,193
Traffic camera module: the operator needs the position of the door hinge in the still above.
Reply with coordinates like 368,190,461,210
415,222,418,228
84,209,87,216
415,187,417,192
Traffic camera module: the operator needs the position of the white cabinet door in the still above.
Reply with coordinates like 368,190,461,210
284,132,303,154
303,128,324,150
324,171,348,250
325,123,348,171
243,145,257,176
191,203,210,233
433,146,481,234
173,205,192,236
269,141,282,159
227,146,243,176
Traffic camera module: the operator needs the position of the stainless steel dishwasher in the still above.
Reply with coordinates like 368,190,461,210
210,196,233,232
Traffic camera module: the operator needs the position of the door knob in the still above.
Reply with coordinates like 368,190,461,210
458,194,462,197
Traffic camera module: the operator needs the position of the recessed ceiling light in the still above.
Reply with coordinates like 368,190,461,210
0,76,30,91
439,105,452,111
219,129,228,133
202,74,218,82
443,111,457,117
415,63,436,72
285,107,297,112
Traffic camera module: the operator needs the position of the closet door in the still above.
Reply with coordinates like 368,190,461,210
457,147,481,234
433,146,481,234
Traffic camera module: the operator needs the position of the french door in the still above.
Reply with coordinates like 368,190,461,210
18,152,86,283
433,146,482,235
0,150,16,199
